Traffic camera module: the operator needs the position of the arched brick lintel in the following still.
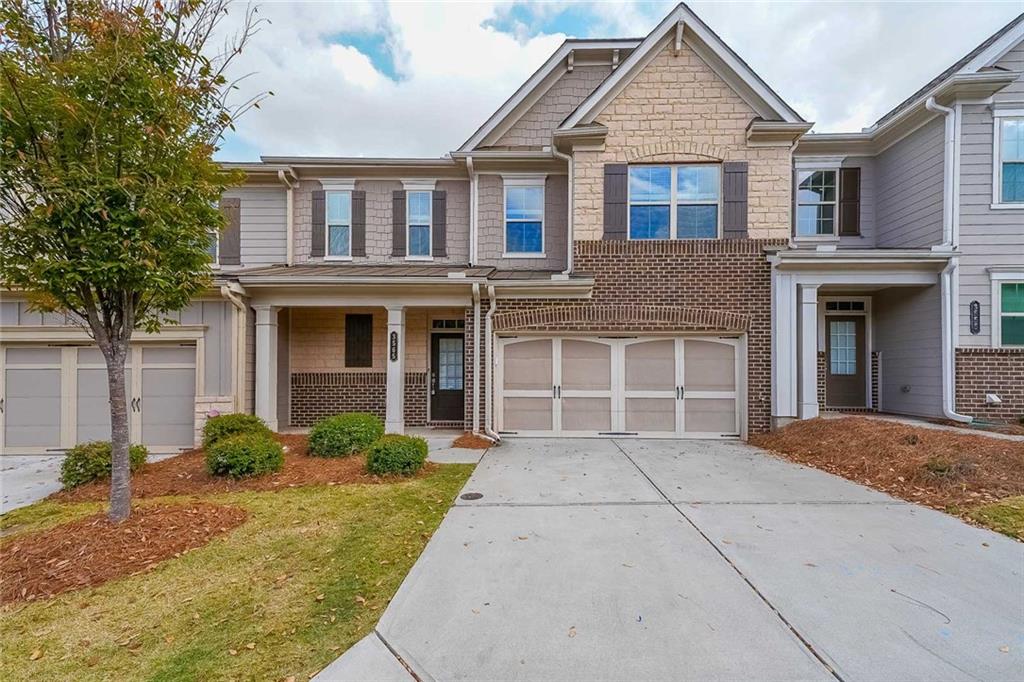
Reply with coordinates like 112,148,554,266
492,305,750,333
625,140,728,163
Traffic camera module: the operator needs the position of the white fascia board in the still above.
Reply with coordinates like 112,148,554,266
962,19,1024,72
561,5,803,130
794,155,846,170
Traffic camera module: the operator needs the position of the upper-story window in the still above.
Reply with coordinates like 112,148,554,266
407,190,433,258
206,229,219,266
326,190,352,258
628,164,720,240
504,181,544,256
796,170,836,237
998,281,1024,347
998,117,1024,204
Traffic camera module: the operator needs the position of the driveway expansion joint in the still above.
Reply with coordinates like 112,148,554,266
453,500,671,508
374,629,427,682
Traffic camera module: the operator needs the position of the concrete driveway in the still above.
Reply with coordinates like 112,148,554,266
322,439,1024,682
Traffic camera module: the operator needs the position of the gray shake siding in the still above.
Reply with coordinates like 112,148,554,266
221,186,287,268
476,174,568,270
875,116,946,248
956,45,1024,348
873,284,944,418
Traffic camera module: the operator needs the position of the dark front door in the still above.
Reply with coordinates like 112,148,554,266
825,315,866,407
430,333,465,422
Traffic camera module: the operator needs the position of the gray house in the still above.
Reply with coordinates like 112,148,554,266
1,4,1021,455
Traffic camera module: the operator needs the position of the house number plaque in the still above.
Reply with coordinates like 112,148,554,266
390,331,398,361
969,300,981,335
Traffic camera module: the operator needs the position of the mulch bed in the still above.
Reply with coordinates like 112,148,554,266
751,417,1024,511
0,503,247,605
452,432,493,449
52,434,436,503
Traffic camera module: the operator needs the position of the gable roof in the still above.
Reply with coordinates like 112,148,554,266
872,11,1024,129
457,38,641,152
560,3,804,130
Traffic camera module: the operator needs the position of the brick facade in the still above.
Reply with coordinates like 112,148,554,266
955,348,1024,423
289,371,429,428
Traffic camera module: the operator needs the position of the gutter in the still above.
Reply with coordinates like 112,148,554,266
550,144,574,278
925,97,958,248
940,259,972,423
483,285,501,442
277,169,296,266
472,283,481,434
220,282,249,413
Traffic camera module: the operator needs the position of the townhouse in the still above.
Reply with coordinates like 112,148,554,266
1,4,1021,453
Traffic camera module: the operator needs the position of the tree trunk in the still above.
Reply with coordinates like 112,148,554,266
104,342,132,522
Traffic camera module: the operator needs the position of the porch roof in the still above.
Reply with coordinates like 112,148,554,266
767,247,955,273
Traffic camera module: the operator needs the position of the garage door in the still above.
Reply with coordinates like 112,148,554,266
1,344,196,454
496,336,741,438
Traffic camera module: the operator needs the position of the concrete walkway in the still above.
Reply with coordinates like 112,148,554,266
822,411,1024,442
320,438,1023,682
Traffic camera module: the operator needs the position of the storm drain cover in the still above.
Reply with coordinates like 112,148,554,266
460,492,484,501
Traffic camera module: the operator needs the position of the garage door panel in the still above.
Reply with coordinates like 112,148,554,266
503,397,552,432
684,340,736,391
625,397,676,433
141,367,195,447
4,368,61,447
77,368,132,443
684,398,737,434
625,340,675,391
503,339,552,391
561,340,610,390
561,397,611,432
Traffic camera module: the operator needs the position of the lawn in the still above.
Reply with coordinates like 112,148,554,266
967,496,1024,540
0,464,473,681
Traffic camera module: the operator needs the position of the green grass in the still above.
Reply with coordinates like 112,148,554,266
0,464,474,681
967,496,1024,541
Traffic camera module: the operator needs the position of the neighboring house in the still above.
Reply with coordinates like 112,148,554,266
1,4,1022,454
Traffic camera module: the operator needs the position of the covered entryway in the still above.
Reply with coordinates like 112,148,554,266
0,344,197,454
496,336,742,438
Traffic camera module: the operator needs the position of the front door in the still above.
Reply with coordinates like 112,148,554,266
825,316,866,407
430,334,464,422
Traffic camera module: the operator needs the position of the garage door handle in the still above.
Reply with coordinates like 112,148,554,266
0,398,4,413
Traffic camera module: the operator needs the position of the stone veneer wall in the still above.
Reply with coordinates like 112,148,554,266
955,348,1024,423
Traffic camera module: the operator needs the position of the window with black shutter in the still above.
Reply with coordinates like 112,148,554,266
345,314,373,368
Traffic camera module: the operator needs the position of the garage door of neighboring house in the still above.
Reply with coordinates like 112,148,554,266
1,344,196,454
496,336,742,438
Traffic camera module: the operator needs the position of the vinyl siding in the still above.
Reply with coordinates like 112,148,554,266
875,116,946,248
221,186,287,268
477,174,568,270
873,285,944,418
956,44,1024,347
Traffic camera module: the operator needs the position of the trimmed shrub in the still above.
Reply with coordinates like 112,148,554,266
365,435,428,476
308,413,384,458
205,433,284,479
60,441,148,489
202,413,271,449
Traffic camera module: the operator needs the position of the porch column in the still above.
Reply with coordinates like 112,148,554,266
797,284,820,419
254,305,279,431
385,306,406,434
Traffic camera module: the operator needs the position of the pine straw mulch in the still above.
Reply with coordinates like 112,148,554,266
0,502,247,606
452,432,493,449
751,417,1024,512
51,434,437,503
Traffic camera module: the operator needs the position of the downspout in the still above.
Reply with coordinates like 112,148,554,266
925,97,956,248
220,282,248,413
472,283,481,434
940,260,972,423
277,170,296,266
467,155,478,266
483,285,501,442
551,145,573,278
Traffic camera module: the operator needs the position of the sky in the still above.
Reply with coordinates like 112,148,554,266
214,1,1023,161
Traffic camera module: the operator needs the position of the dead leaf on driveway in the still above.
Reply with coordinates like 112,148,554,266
568,626,577,638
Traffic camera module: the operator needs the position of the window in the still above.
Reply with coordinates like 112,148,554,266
796,170,837,237
407,190,432,258
628,164,720,240
431,319,465,330
999,117,1024,204
825,301,865,312
1000,282,1024,346
206,229,219,265
344,314,373,367
326,191,351,258
504,184,544,255
829,320,857,375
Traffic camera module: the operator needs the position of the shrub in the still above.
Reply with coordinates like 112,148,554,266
202,413,271,449
308,413,384,458
205,433,284,479
60,441,148,489
365,435,428,476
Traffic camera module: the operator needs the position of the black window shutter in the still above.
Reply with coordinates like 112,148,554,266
351,190,366,256
603,164,628,240
432,190,447,257
838,167,861,236
218,197,241,265
392,190,406,257
722,161,749,239
345,314,373,368
311,190,326,257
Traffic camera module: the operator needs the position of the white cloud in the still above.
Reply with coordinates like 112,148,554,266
215,1,1023,160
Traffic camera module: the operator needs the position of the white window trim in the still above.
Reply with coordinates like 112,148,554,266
991,109,1024,209
626,164,723,240
324,189,353,262
990,270,1024,348
502,176,546,258
208,229,220,269
794,167,841,242
401,179,437,192
406,189,434,261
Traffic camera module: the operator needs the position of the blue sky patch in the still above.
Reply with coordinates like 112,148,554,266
485,3,603,41
328,31,403,81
